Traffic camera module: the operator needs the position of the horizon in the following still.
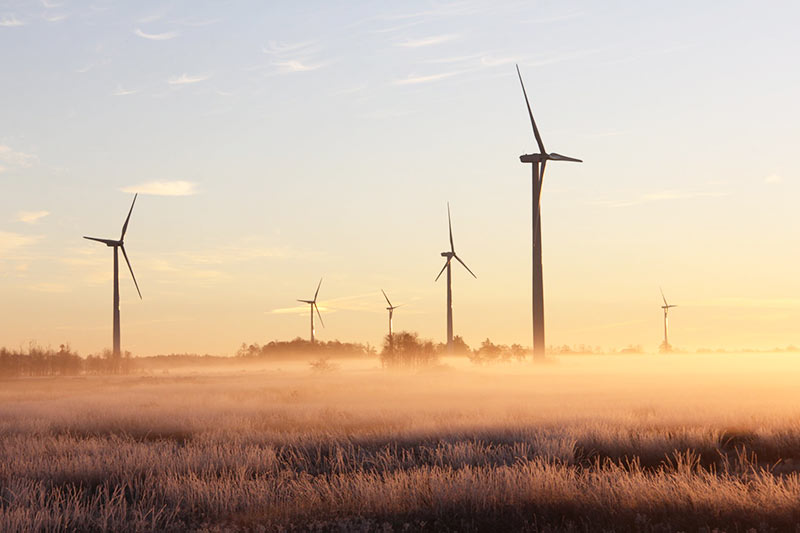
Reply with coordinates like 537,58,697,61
1,0,799,356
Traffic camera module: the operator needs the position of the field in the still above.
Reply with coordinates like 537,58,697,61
2,353,800,532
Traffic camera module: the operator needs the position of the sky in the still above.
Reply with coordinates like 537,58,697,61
1,0,799,356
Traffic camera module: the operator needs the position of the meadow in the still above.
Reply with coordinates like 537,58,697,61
2,353,800,532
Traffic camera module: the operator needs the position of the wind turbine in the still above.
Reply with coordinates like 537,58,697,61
298,278,324,343
381,289,401,350
659,288,677,353
83,193,142,359
435,202,476,353
516,64,582,361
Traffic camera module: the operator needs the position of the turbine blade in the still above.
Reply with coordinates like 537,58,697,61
448,202,455,253
314,278,323,302
548,152,583,163
660,287,668,307
298,299,313,304
120,193,138,241
435,257,451,282
454,254,477,279
120,245,142,299
83,236,119,246
381,289,392,307
516,64,546,154
314,303,325,328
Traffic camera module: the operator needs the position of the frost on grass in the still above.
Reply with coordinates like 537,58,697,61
2,353,800,531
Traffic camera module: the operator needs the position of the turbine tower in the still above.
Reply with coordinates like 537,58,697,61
659,288,677,353
516,64,582,361
298,278,324,343
435,203,476,353
83,193,142,359
381,289,401,350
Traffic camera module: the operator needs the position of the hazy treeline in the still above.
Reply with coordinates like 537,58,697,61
235,337,377,360
0,345,132,378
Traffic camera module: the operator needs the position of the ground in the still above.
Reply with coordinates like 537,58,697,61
2,353,800,532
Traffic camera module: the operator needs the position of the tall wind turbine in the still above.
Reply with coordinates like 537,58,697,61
516,64,582,361
298,278,324,343
659,288,677,353
435,203,476,353
381,289,401,350
83,193,142,358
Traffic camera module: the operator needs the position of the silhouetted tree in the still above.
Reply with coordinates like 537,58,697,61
381,331,439,369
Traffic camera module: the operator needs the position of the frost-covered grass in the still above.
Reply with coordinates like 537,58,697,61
2,353,800,531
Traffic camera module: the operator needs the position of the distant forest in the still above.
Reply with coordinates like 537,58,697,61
1,336,797,378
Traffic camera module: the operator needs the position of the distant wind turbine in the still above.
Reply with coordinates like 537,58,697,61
298,278,324,343
516,64,582,361
381,289,401,350
83,193,142,359
435,202,476,353
659,288,678,353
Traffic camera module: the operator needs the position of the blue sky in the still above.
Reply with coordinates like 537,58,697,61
1,0,799,355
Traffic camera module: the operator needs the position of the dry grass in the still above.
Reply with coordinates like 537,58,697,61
2,354,800,531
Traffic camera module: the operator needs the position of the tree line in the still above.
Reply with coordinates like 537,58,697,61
0,344,133,378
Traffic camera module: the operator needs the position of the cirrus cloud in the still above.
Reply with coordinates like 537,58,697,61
121,180,198,196
134,28,178,40
17,210,49,224
168,73,210,85
397,34,458,48
0,15,24,27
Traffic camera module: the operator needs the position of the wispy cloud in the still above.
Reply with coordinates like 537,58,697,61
0,15,24,27
262,40,324,74
397,34,457,48
121,180,198,196
393,70,463,85
17,210,49,224
0,231,40,255
168,73,210,85
273,60,321,73
43,13,67,22
263,40,317,56
134,28,178,40
588,189,730,208
0,145,35,169
112,86,138,96
764,174,782,184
